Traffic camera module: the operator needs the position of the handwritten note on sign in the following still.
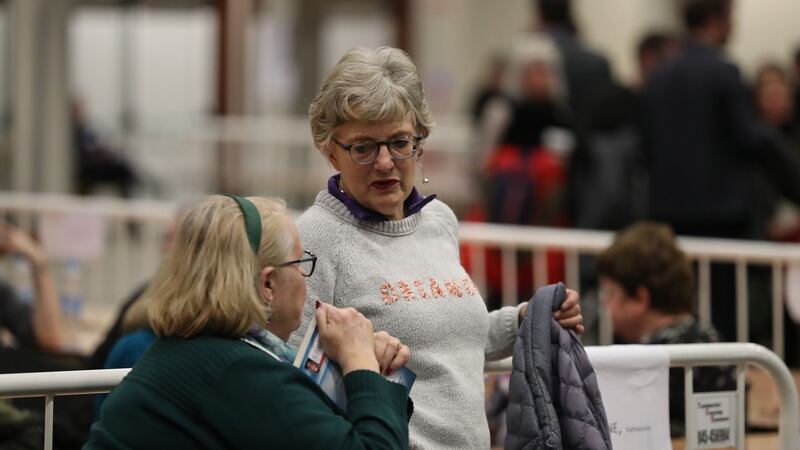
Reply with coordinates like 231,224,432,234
587,345,672,450
38,211,106,261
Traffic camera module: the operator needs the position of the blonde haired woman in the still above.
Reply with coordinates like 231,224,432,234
85,195,412,450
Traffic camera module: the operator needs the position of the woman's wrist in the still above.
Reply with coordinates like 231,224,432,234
340,356,380,376
28,254,49,273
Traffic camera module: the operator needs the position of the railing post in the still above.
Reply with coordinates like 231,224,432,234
736,365,746,450
735,260,749,343
565,250,579,293
772,263,784,359
501,247,517,307
533,249,547,290
44,394,54,450
697,257,712,327
684,366,695,449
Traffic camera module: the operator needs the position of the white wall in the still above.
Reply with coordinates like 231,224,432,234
412,0,530,115
69,6,216,132
0,7,7,120
63,0,800,127
728,0,800,80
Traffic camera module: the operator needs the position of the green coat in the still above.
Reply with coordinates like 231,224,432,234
84,336,411,450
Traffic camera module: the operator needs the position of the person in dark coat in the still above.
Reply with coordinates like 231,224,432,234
641,0,800,341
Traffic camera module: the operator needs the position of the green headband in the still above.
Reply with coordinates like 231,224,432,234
226,195,262,254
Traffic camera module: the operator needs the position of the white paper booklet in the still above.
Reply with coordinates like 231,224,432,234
293,316,416,412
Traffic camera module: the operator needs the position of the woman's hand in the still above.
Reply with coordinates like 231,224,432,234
518,288,584,334
555,289,584,334
315,303,380,375
0,222,47,268
373,331,411,376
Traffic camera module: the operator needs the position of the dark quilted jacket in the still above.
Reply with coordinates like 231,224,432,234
506,283,612,450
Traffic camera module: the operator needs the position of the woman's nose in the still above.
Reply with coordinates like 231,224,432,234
373,144,394,170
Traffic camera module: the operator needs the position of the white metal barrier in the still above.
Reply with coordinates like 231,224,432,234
2,192,800,356
0,344,795,449
485,342,800,450
460,222,800,356
0,368,129,450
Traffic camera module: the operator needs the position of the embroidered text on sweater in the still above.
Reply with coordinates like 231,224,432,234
380,277,480,304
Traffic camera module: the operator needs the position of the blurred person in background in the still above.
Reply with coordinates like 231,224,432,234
0,222,63,449
0,222,62,352
635,32,681,91
86,195,413,450
751,63,800,365
293,46,584,450
477,35,572,309
86,207,186,370
532,0,617,230
533,0,612,134
641,0,800,341
71,99,140,198
470,53,509,127
480,35,572,227
753,63,800,152
572,32,679,232
92,294,156,418
596,221,735,436
752,63,800,242
569,32,680,232
794,48,800,122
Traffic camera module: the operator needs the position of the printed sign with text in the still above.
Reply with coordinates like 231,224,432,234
693,391,737,449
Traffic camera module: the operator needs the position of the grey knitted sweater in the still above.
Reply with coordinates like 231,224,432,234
290,191,524,450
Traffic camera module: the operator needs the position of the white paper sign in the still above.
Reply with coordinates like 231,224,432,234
587,345,672,450
38,211,106,261
693,391,737,449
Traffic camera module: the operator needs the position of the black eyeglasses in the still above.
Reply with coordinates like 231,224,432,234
279,250,317,277
330,135,423,165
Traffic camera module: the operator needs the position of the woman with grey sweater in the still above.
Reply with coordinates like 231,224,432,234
288,46,584,450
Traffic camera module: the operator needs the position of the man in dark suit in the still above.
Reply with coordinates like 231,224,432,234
643,0,756,239
642,0,800,341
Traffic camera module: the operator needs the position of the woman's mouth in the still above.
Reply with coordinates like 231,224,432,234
371,179,400,191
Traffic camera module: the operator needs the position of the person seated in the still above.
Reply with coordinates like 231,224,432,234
596,221,735,436
85,195,413,450
92,295,155,418
87,209,184,369
0,221,62,352
0,222,65,448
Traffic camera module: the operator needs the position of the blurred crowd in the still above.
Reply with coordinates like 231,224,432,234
472,0,800,445
471,0,800,240
469,0,800,324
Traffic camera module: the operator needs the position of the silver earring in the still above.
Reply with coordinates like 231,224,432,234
419,163,430,184
265,299,272,323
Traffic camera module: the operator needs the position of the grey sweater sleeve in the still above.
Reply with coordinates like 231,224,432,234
288,210,340,350
484,303,525,361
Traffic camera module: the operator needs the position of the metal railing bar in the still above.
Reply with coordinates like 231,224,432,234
735,260,749,343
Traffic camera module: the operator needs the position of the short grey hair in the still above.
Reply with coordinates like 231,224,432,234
309,47,434,152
